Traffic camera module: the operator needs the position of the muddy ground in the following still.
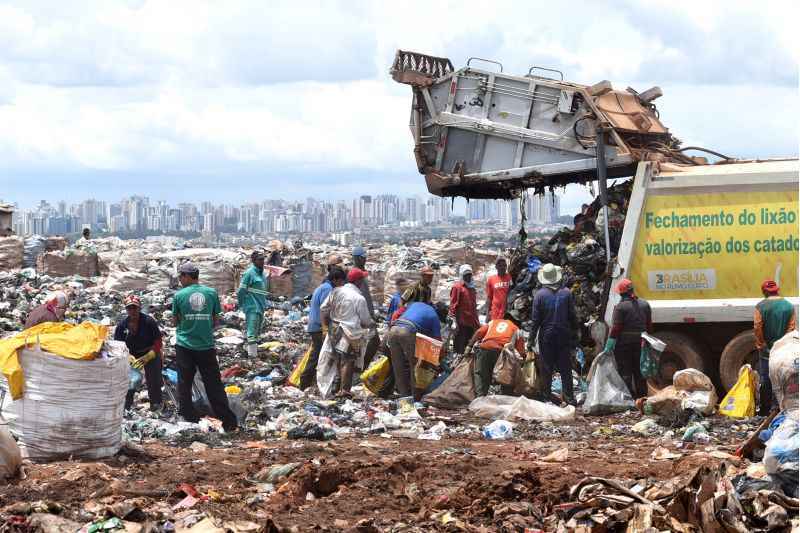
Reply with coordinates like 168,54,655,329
0,411,757,532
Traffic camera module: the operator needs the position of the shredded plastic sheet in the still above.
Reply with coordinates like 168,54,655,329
0,321,108,399
0,340,128,460
763,409,799,497
468,394,575,422
583,350,634,415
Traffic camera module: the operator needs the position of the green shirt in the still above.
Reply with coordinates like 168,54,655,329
756,296,795,350
172,284,221,351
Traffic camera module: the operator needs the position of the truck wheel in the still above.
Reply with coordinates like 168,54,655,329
649,331,706,389
719,330,759,391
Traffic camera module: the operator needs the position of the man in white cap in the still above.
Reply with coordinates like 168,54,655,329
528,263,579,406
449,264,480,354
24,290,69,329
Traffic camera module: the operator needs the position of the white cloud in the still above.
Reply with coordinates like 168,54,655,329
0,0,796,210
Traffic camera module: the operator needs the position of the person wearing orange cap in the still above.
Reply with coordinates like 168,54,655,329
605,278,652,398
114,294,163,411
754,280,796,415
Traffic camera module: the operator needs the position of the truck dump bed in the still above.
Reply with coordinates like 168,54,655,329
391,50,690,199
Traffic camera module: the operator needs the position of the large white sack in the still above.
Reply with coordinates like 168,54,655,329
0,422,21,479
770,331,800,412
468,394,575,422
0,340,129,461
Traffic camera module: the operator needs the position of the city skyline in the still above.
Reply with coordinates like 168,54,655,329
7,191,561,238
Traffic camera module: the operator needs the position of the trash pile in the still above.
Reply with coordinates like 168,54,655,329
507,179,634,339
0,233,797,530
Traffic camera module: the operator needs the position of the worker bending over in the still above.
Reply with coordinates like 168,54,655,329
467,313,526,397
115,294,163,412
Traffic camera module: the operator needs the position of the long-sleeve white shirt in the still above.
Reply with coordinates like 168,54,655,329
320,283,374,336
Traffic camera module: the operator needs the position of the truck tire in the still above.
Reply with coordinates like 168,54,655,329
719,330,758,392
650,331,706,389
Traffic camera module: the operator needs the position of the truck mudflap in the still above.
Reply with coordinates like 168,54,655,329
391,49,700,200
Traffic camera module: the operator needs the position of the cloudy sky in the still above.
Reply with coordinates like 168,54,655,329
1,0,797,212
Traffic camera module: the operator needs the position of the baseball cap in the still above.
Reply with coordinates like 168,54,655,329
178,262,199,275
352,245,367,257
762,280,780,294
347,268,368,283
124,294,141,308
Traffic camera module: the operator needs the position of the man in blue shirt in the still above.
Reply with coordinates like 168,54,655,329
299,254,341,389
528,264,579,406
387,302,448,399
386,277,406,324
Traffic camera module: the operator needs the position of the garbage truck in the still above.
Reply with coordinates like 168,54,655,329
391,50,800,390
603,159,799,390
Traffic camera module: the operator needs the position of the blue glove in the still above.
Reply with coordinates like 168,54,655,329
604,338,617,354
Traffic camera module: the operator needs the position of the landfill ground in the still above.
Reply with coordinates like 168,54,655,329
0,408,764,532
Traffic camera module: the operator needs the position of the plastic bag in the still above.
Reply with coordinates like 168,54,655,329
763,409,799,497
482,420,513,440
315,336,338,399
423,355,475,409
0,422,21,479
469,394,575,422
492,346,521,387
128,367,143,391
413,361,436,392
640,344,659,379
361,356,391,395
719,365,757,418
287,346,312,388
514,358,538,397
673,368,714,392
582,350,634,415
769,331,799,412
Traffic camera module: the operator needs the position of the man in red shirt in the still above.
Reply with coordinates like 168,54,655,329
449,264,480,354
485,257,512,322
467,314,526,396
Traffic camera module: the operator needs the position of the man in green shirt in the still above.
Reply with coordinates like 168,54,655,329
238,250,269,358
754,279,797,415
172,262,237,432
